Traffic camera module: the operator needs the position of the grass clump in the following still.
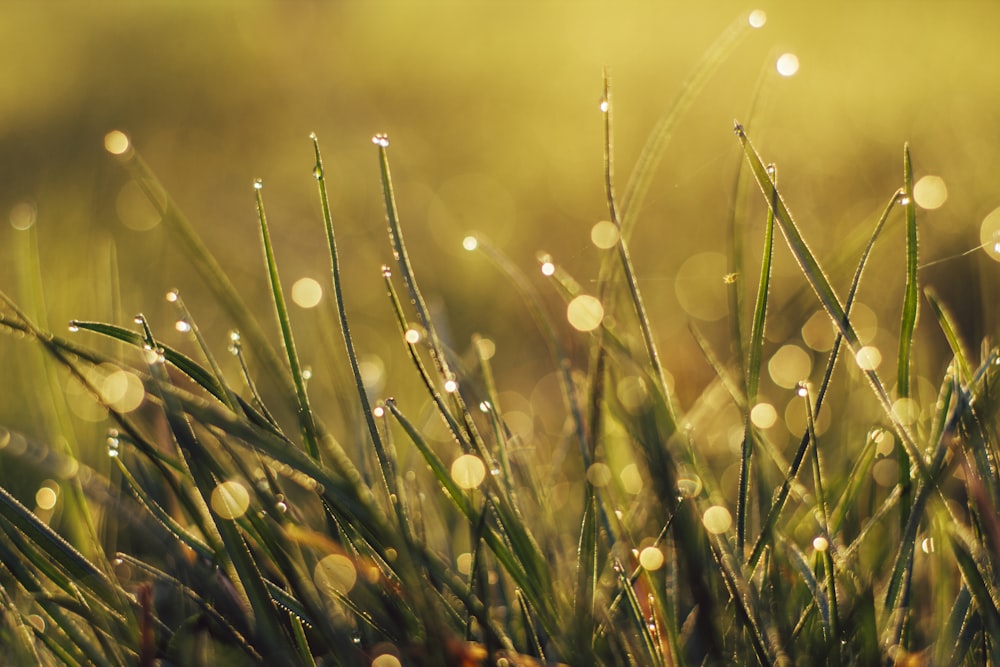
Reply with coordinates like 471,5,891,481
1,25,999,667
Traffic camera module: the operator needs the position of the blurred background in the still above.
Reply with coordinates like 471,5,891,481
2,2,1000,497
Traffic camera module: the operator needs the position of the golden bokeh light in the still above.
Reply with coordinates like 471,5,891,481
619,463,643,495
586,462,612,487
451,454,486,490
750,402,778,429
855,345,882,371
776,53,800,76
9,201,37,230
291,277,323,308
210,480,250,520
590,220,619,249
639,546,664,571
913,175,947,210
35,483,58,511
103,130,130,155
748,9,767,28
116,180,162,231
566,295,604,332
702,505,732,534
314,553,358,596
768,344,812,389
979,206,1000,262
675,252,727,322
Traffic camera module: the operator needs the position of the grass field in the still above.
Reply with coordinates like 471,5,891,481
2,6,1000,666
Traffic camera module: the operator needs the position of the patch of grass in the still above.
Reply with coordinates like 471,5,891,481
1,21,999,667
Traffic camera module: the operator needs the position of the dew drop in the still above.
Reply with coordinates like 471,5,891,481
462,235,478,251
253,179,263,191
301,367,313,381
372,405,385,418
107,430,120,458
478,400,491,413
540,261,555,276
104,130,130,156
796,381,809,397
165,289,179,303
776,53,800,77
175,320,191,333
443,379,458,393
381,265,392,278
68,322,80,333
133,315,145,325
599,98,609,113
312,165,323,180
748,9,767,28
812,536,829,552
372,133,390,148
896,192,911,206
229,330,241,343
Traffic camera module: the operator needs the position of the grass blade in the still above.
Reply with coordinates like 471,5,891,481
253,180,321,461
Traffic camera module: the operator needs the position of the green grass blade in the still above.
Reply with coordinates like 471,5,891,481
0,484,121,607
735,125,932,490
109,143,293,400
573,487,598,665
254,180,321,461
924,287,973,385
949,523,1000,662
310,134,394,487
737,164,776,557
897,144,919,398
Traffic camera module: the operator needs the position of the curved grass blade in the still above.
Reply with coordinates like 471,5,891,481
0,483,122,608
735,124,932,491
311,134,395,495
254,180,321,461
924,287,973,385
108,142,293,402
375,138,487,457
573,487,598,666
618,12,757,235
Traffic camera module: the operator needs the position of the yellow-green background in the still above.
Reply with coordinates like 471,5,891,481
2,2,998,453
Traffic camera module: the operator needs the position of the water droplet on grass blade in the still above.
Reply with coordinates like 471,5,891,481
312,165,323,180
599,98,609,113
104,130,130,156
253,179,263,190
68,322,80,333
748,9,767,28
107,430,120,457
372,133,390,147
175,320,191,333
776,53,800,77
462,235,478,251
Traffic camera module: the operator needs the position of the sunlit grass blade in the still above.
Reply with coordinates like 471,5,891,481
0,483,122,609
468,237,589,467
925,286,973,385
375,138,487,454
311,134,390,481
737,163,776,556
949,522,1000,663
573,487,598,665
109,140,293,399
254,180,321,461
383,399,560,642
618,13,756,235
